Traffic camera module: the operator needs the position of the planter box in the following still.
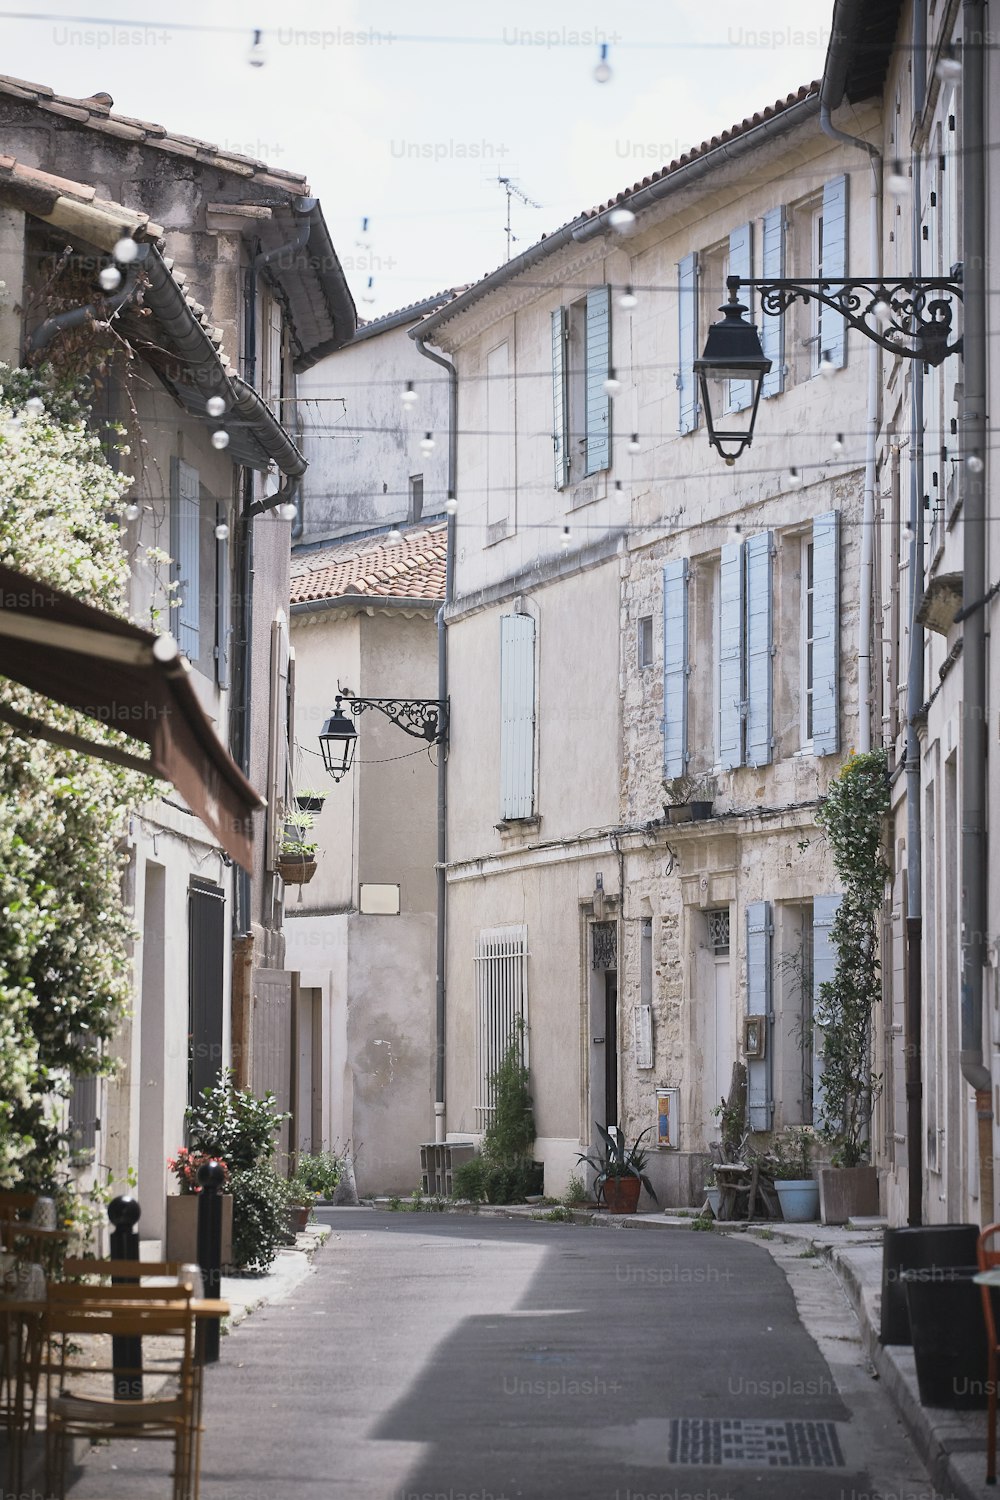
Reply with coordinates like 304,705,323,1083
601,1176,642,1214
164,1193,233,1264
295,796,325,814
818,1165,879,1225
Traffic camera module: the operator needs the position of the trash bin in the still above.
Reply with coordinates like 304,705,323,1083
902,1265,989,1409
880,1223,980,1345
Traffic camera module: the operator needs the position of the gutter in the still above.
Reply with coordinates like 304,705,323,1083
289,202,359,372
412,333,458,1145
290,594,443,618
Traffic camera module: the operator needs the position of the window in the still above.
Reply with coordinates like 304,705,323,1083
751,899,831,1130
801,535,815,745
662,558,690,778
474,925,528,1126
807,177,848,374
552,286,612,486
67,1069,98,1160
486,340,512,532
806,512,840,755
677,252,698,433
170,457,200,663
499,613,535,819
638,615,653,670
408,473,423,523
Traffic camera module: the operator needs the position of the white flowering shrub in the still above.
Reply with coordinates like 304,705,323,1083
0,365,153,1186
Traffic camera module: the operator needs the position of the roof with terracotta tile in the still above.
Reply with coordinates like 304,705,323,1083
0,75,311,192
290,523,448,607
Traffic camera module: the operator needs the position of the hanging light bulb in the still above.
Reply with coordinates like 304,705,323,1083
614,480,627,500
98,265,122,292
401,382,418,409
602,368,622,397
607,207,636,235
560,525,572,549
831,433,844,456
124,501,140,522
214,521,230,541
24,396,44,419
593,43,612,83
206,394,226,418
968,452,985,474
419,432,436,456
628,433,641,455
276,501,298,521
113,236,139,264
152,631,179,662
726,521,743,545
872,296,892,327
937,44,962,82
387,526,403,543
818,352,836,379
901,521,915,543
248,28,267,67
211,430,230,450
787,467,802,487
618,285,637,310
887,159,910,195
444,492,458,515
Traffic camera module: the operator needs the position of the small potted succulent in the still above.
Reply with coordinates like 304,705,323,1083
576,1124,659,1214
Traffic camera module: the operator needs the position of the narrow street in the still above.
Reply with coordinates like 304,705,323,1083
70,1210,937,1500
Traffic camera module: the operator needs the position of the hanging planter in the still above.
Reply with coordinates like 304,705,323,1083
295,791,326,814
276,851,317,885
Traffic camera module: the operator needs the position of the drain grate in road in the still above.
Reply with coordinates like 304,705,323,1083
668,1419,845,1469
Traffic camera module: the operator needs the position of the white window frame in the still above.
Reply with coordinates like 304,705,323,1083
474,925,528,1128
800,534,816,751
809,202,826,377
638,614,653,670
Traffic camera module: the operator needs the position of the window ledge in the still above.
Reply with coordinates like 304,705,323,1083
496,815,541,837
486,517,514,547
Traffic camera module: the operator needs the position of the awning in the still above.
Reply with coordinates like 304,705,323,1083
0,563,263,870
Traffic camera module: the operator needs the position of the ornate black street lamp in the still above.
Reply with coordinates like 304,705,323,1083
319,692,449,783
697,271,964,462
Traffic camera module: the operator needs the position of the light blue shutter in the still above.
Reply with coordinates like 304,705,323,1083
812,895,841,1127
170,457,200,662
761,207,785,398
551,308,569,488
744,531,773,767
215,509,230,690
728,223,753,411
662,559,689,777
585,285,611,475
719,541,744,770
500,614,535,819
746,901,773,1130
677,252,698,434
821,176,848,368
811,511,840,755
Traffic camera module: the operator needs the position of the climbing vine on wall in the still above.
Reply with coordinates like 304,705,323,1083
815,749,891,1167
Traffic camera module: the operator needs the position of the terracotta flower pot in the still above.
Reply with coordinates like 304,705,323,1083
601,1175,642,1214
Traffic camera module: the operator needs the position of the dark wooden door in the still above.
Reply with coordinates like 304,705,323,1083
188,881,225,1109
604,971,618,1130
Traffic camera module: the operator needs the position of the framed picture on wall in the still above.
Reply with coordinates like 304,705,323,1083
744,1015,766,1059
656,1086,680,1149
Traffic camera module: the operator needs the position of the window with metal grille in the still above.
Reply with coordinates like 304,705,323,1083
707,908,730,955
474,925,528,1128
67,1071,98,1160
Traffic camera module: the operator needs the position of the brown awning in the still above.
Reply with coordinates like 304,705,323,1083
0,563,263,870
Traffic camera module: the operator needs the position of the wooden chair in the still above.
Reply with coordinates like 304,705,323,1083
62,1258,185,1282
977,1223,1000,1484
0,1191,36,1223
42,1282,199,1500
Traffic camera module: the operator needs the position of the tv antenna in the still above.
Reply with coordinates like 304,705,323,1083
497,175,542,261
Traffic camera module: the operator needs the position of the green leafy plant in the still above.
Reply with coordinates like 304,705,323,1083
291,1151,341,1200
815,750,889,1167
451,1022,540,1206
576,1123,659,1206
228,1165,291,1275
185,1071,289,1175
761,1128,814,1181
562,1171,588,1206
280,808,317,859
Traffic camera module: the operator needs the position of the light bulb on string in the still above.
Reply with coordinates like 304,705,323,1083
818,352,836,379
113,236,138,264
787,467,802,487
98,265,122,292
872,296,892,327
124,501,140,522
937,44,962,82
387,526,403,544
276,501,298,521
831,433,844,456
901,521,915,543
419,432,436,456
602,369,622,397
152,632,178,663
726,522,743,545
968,453,985,474
248,28,267,67
214,521,229,541
206,395,226,418
619,285,637,310
887,159,910,195
593,43,612,83
608,207,636,236
401,382,418,409
560,525,572,549
614,480,627,500
627,433,641,455
444,492,458,515
24,397,44,419
211,430,230,450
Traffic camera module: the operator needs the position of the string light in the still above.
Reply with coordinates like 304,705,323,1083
887,159,910,195
787,467,802,487
214,521,229,540
152,632,178,662
614,480,627,499
401,382,418,409
113,236,138,264
602,369,622,397
206,395,226,418
726,522,743,545
608,207,636,235
968,453,985,473
248,28,266,67
444,492,458,515
593,43,612,83
23,397,43,419
98,266,121,292
276,501,298,521
628,433,641,454
124,501,140,521
560,525,572,548
211,430,230,450
872,297,892,327
831,433,844,456
937,44,962,82
419,432,436,455
387,526,403,543
619,286,637,310
818,353,836,379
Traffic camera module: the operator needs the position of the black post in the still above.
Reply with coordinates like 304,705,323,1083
107,1195,141,1400
196,1159,225,1364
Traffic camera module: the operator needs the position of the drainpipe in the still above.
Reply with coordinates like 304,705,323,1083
413,333,457,1144
958,0,993,1220
25,250,147,354
906,318,926,1227
818,106,880,754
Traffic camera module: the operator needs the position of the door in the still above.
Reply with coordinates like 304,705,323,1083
713,954,734,1112
188,881,225,1110
604,971,619,1130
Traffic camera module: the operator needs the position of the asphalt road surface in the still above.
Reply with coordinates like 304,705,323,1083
67,1209,942,1500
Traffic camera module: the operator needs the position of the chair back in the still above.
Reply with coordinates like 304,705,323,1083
0,1191,36,1222
45,1282,196,1402
62,1259,185,1282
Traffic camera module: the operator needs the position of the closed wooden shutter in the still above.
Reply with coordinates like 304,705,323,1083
584,285,611,475
821,176,849,368
746,900,773,1130
500,614,535,819
728,222,754,411
812,895,841,1126
744,531,774,767
551,308,569,489
170,457,201,662
761,207,785,398
811,511,840,755
677,252,699,433
718,541,744,770
661,558,689,778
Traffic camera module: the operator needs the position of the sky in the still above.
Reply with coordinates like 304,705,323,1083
0,0,834,317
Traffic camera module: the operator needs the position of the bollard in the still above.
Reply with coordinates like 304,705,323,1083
196,1159,225,1364
107,1195,142,1399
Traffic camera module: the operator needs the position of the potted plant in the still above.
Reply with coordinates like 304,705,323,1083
284,1170,313,1236
450,1023,543,1205
765,1128,819,1223
164,1147,234,1263
703,1167,722,1219
277,809,318,885
814,751,889,1224
292,1150,342,1203
576,1123,659,1214
662,773,716,824
295,788,326,815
